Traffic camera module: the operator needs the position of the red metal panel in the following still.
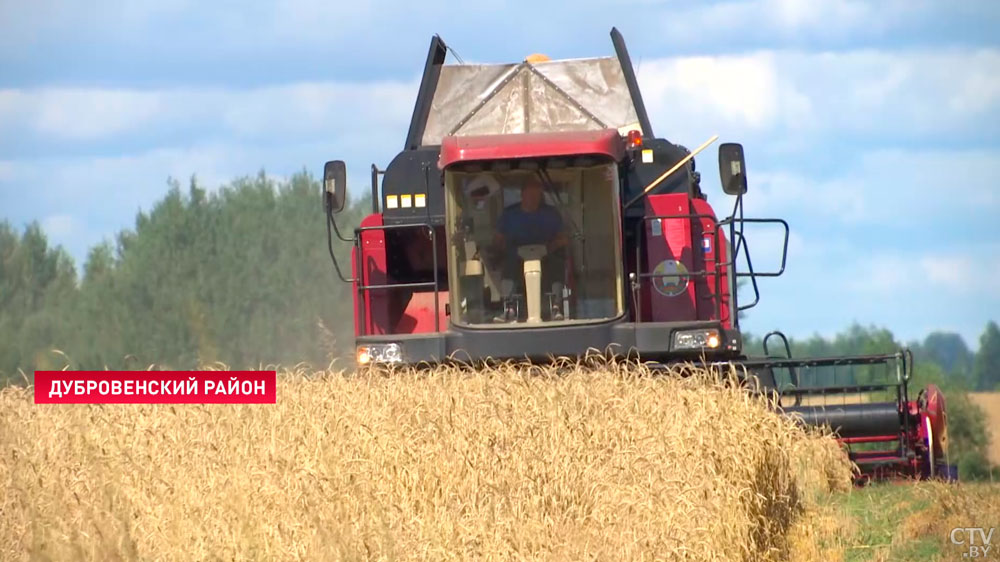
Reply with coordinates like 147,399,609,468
354,214,391,336
690,198,731,329
395,291,449,334
643,194,696,322
438,129,625,169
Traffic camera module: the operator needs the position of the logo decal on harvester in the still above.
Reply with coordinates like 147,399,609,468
652,260,689,297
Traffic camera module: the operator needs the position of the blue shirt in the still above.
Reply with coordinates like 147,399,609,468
498,203,563,246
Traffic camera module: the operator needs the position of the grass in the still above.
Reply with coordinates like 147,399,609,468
790,482,1000,561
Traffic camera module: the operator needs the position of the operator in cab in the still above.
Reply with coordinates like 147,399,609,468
491,175,569,322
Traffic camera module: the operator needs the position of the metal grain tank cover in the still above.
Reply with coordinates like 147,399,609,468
420,57,643,145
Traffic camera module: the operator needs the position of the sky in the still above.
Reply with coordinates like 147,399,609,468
1,0,998,348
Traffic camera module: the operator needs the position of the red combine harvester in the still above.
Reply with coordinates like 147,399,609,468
321,29,955,482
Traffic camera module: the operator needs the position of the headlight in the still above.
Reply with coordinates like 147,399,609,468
672,329,721,350
356,343,403,365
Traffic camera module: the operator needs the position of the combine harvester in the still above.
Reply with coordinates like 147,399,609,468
320,29,954,483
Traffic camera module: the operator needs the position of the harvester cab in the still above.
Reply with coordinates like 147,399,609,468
324,28,782,365
321,28,956,482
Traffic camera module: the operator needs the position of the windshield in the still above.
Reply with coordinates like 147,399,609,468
445,162,624,327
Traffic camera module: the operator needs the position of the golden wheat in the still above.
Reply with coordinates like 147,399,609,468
969,392,1000,466
1,363,849,561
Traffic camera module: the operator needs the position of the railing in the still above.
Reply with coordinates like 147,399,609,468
733,351,912,453
353,222,442,336
631,212,790,325
721,217,789,312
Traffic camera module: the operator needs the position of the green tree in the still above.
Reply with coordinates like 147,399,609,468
916,331,973,377
68,171,370,370
0,171,374,379
973,321,1000,391
0,221,78,382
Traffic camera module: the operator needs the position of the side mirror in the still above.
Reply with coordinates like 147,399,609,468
323,160,347,213
718,143,747,195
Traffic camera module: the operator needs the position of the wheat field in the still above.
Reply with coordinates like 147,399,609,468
969,392,1000,466
1,362,854,561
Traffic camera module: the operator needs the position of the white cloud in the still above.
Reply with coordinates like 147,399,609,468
219,81,415,137
0,0,199,47
35,89,164,140
0,80,417,143
738,147,1000,226
654,0,931,43
40,214,79,238
638,53,798,131
0,88,171,141
0,0,399,54
636,47,1000,147
917,253,1000,295
828,243,1000,298
844,255,913,294
769,0,871,31
919,255,973,291
746,169,867,221
263,0,378,42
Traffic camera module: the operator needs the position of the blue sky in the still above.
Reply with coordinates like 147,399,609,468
1,0,998,348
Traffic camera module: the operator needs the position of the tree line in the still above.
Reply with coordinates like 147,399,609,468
2,171,997,478
1,172,369,379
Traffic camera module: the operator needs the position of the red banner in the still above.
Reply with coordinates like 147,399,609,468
33,371,276,404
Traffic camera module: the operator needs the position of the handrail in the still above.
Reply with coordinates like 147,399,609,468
733,351,904,369
717,216,790,312
763,331,793,358
777,383,900,396
721,217,790,277
354,222,442,335
632,212,790,322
